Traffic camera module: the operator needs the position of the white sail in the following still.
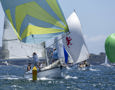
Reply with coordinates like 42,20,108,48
1,18,46,59
104,56,108,65
63,12,89,63
57,36,65,61
54,36,65,61
0,2,4,47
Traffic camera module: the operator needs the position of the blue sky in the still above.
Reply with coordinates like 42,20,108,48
59,0,115,54
0,0,115,54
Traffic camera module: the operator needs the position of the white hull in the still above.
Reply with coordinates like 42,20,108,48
24,60,63,79
24,67,63,79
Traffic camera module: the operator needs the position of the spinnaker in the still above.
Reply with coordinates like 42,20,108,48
1,0,68,43
105,33,115,63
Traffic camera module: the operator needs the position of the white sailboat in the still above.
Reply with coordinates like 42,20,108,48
63,11,89,64
0,18,64,78
0,0,89,79
101,56,111,67
0,0,68,78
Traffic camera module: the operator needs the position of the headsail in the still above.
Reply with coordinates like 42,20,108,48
54,36,65,61
1,0,68,43
63,11,89,64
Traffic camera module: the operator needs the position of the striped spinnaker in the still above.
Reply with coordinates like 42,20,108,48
1,0,69,43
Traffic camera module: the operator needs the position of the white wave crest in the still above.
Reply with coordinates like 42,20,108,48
0,75,23,80
11,85,23,88
65,75,78,79
89,68,100,71
27,77,53,81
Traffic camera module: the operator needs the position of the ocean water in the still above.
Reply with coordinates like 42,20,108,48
0,64,115,90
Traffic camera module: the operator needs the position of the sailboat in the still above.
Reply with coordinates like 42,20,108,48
0,0,68,78
101,56,111,67
0,0,89,79
63,11,89,65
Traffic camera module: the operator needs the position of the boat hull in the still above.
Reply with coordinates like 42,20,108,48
24,67,63,79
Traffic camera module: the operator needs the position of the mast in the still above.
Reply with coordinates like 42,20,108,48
41,42,49,65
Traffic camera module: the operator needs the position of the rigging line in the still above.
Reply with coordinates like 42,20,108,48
3,39,18,41
46,32,70,49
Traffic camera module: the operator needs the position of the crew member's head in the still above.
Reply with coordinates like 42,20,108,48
53,48,56,51
33,52,36,56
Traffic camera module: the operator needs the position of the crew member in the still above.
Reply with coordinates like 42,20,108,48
27,63,31,71
52,48,58,62
33,52,39,66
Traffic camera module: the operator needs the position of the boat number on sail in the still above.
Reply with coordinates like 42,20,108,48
66,36,72,48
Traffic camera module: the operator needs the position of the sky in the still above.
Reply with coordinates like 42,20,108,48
0,0,115,54
59,0,115,54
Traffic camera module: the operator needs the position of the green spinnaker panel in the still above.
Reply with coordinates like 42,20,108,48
1,0,69,43
105,33,115,63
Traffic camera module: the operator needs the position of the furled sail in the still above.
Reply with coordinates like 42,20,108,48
1,0,68,43
63,12,89,64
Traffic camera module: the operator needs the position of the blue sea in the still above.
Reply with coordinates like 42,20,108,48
0,64,115,90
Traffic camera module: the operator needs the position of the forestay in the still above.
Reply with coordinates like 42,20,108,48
1,0,68,43
63,12,89,64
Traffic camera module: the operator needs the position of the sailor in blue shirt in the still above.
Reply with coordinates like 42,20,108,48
52,48,58,62
33,52,39,66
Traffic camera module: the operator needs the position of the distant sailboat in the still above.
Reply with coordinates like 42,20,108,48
101,55,111,67
104,56,108,65
102,56,111,66
105,33,115,66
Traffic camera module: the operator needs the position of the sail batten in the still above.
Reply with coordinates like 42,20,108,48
1,0,68,43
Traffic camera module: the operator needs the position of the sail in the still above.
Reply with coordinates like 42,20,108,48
105,33,115,63
1,18,46,59
63,12,89,63
64,47,68,64
54,36,65,61
1,0,68,43
0,2,5,47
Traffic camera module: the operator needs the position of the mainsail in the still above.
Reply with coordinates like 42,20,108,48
0,2,4,47
1,19,46,59
63,12,89,63
1,0,68,43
